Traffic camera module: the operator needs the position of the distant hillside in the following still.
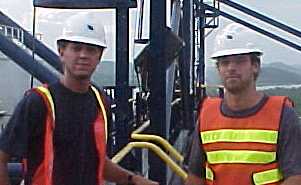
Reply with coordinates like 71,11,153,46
263,62,301,76
205,62,301,86
92,60,138,87
93,61,301,87
258,65,301,86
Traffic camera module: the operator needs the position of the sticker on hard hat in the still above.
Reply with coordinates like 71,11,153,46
87,24,94,31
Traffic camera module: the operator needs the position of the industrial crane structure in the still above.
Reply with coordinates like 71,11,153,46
0,0,300,184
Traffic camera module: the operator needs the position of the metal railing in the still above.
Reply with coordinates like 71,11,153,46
0,24,24,45
131,121,184,162
112,120,188,181
112,141,188,180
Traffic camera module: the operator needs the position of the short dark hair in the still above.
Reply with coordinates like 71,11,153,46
250,53,261,65
57,40,104,51
250,53,261,80
57,40,69,50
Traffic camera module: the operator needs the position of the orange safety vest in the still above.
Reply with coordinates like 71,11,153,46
25,85,108,185
199,96,289,185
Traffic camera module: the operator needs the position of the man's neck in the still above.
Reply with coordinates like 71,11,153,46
224,89,264,111
60,76,90,93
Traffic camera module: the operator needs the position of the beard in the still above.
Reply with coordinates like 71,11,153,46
222,77,253,94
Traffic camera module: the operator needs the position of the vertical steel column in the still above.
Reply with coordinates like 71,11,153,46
191,2,196,99
196,0,206,98
114,7,131,167
181,0,194,129
149,1,167,184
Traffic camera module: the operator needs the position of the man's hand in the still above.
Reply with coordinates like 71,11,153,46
131,175,159,185
185,174,203,185
104,158,159,185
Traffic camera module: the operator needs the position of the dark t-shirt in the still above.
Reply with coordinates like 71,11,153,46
187,95,301,179
0,81,111,185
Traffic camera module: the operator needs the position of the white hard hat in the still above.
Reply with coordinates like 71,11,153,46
210,23,263,59
57,12,107,48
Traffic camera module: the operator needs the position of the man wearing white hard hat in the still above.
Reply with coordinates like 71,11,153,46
185,23,301,185
0,12,158,185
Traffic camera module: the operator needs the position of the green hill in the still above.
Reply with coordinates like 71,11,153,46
263,62,300,75
206,62,301,86
258,67,301,86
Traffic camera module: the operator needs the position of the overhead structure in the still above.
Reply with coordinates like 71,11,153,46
33,0,137,8
0,12,62,72
0,23,58,83
0,1,301,185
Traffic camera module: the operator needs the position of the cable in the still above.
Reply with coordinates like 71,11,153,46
30,7,37,88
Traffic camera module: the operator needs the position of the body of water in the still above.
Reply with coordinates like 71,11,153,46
257,84,301,90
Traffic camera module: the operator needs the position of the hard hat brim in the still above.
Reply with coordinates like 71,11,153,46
210,48,263,59
57,36,107,48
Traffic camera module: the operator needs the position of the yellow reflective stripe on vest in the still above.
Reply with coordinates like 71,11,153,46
37,85,108,142
36,86,55,121
91,86,108,143
207,150,276,164
253,168,283,185
201,129,278,144
205,165,214,181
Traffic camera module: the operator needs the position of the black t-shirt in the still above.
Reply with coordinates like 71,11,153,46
187,95,301,179
0,81,111,185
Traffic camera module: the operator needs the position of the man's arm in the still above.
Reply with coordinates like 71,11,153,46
104,157,159,185
281,175,301,185
0,91,46,185
184,123,205,185
278,106,301,183
0,150,10,185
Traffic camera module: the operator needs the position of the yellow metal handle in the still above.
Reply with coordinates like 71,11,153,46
111,141,188,180
131,133,184,162
132,120,150,134
131,120,184,162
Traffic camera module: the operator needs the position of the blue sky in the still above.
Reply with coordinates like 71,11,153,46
1,0,300,65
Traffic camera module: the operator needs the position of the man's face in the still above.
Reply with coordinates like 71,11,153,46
216,54,259,94
59,42,104,80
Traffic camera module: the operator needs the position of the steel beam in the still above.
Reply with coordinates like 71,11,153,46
149,1,167,184
181,0,194,129
194,0,207,100
205,4,301,52
0,11,62,72
33,0,137,9
0,33,58,83
113,6,132,171
220,0,301,38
